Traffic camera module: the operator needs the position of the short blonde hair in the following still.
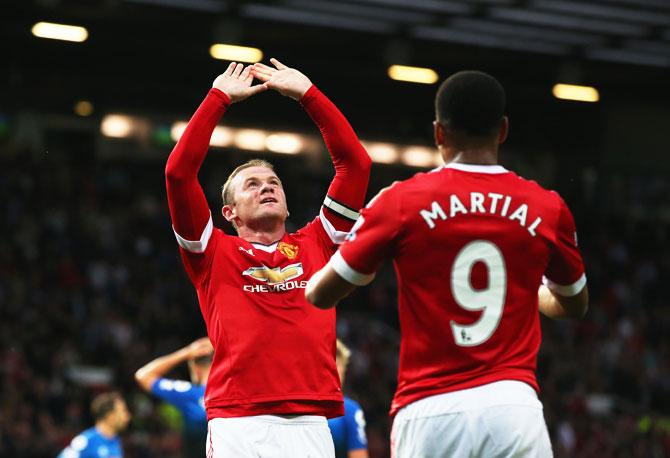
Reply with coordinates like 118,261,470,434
221,159,275,206
336,339,351,367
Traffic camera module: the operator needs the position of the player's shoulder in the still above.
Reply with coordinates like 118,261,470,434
379,166,452,197
66,428,98,453
508,171,566,207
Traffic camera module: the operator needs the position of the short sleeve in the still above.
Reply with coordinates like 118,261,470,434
345,400,368,451
334,184,402,285
151,378,195,412
544,199,586,296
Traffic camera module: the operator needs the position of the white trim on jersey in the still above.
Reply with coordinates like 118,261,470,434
443,163,509,174
543,273,587,297
319,208,351,245
251,242,278,253
323,196,360,221
330,251,375,286
173,214,213,253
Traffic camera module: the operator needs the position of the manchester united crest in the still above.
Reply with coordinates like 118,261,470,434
278,242,299,260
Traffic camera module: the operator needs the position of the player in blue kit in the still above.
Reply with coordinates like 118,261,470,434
57,392,131,458
135,337,213,458
328,340,369,458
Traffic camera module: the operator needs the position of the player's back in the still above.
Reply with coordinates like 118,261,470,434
386,163,584,414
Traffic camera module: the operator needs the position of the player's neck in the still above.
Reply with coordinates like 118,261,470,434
95,421,117,439
448,148,498,166
237,224,286,245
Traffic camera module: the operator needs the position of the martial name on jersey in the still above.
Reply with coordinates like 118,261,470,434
419,192,543,236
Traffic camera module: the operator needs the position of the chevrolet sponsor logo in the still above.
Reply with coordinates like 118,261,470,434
242,263,304,285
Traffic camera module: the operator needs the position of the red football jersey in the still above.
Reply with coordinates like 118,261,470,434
334,163,586,416
165,84,371,420
176,212,348,419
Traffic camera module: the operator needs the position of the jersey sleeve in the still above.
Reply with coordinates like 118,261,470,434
544,198,586,296
300,85,372,241
345,400,368,451
150,378,197,413
165,88,230,256
332,185,403,286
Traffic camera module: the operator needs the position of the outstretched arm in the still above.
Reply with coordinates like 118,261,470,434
252,59,372,235
166,63,266,245
134,338,214,392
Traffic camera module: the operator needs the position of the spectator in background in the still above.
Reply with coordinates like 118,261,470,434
135,337,213,458
329,339,369,458
56,392,131,458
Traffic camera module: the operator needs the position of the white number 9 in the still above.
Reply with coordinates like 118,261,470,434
450,240,507,346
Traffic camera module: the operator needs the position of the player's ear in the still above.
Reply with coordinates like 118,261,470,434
222,204,236,222
433,120,445,148
498,116,509,145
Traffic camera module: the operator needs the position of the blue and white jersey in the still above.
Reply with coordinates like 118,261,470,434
150,378,207,432
328,396,368,458
57,427,122,458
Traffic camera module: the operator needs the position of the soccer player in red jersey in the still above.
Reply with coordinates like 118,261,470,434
306,71,589,457
164,59,370,458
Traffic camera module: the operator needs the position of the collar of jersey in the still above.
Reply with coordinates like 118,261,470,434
250,241,279,253
443,163,509,174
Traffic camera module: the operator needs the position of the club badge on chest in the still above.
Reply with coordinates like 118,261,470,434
278,242,299,260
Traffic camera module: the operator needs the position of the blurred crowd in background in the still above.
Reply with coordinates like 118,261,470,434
1,137,668,457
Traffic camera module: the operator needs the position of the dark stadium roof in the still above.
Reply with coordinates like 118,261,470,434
2,0,669,141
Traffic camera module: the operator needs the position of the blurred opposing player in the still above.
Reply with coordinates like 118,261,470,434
134,337,213,458
164,59,371,458
306,71,589,457
328,339,369,458
57,392,131,458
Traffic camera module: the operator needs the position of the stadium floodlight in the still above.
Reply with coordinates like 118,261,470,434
101,115,134,138
362,142,400,164
170,121,188,142
31,22,88,42
209,44,263,63
234,129,267,151
265,133,303,154
552,83,600,102
401,146,439,167
211,126,234,147
74,100,94,117
388,65,439,84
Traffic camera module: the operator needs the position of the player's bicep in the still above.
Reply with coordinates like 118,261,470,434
336,185,401,280
544,200,586,296
173,212,213,254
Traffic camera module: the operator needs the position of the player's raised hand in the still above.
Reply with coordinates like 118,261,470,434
188,337,214,359
212,62,267,103
251,58,313,101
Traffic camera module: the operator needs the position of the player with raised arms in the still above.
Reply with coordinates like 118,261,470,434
164,59,371,457
135,337,213,458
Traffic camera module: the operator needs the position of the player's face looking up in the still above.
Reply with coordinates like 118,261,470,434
223,166,288,230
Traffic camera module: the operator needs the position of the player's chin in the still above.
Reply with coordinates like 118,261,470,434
257,207,287,221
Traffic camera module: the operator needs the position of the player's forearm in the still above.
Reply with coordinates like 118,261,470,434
165,88,230,181
165,89,230,238
135,348,191,391
538,284,589,319
301,86,371,211
306,265,357,309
